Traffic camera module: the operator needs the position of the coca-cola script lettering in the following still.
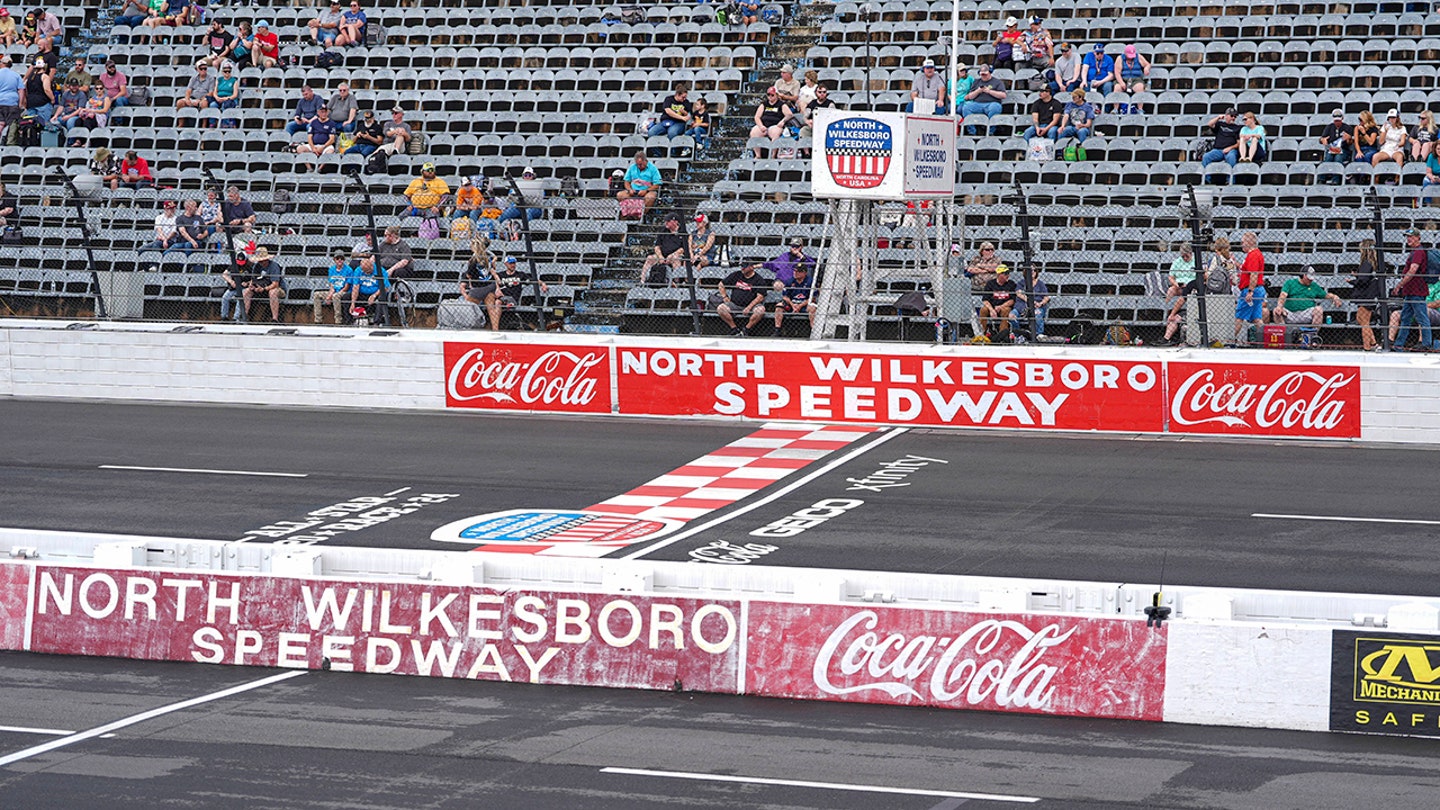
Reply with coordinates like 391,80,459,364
444,343,613,413
1167,363,1360,438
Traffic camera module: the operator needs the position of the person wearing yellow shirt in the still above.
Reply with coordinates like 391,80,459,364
403,162,450,217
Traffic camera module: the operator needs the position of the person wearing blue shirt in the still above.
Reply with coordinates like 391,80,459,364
773,263,815,332
618,151,662,211
336,1,367,47
312,251,355,324
1056,89,1097,144
285,85,325,135
349,248,390,324
1010,268,1051,337
1080,44,1115,100
0,56,22,142
297,105,338,169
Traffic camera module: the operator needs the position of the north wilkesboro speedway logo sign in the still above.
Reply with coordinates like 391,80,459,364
1331,630,1440,737
431,509,683,556
825,117,893,189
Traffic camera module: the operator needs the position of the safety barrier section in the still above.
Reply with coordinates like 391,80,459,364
3,531,1440,736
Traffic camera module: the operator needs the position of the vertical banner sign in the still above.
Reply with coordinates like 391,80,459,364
746,603,1167,720
1331,629,1440,737
444,342,612,413
615,347,1165,432
1166,362,1361,438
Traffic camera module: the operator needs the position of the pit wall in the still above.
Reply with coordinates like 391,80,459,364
3,318,1434,442
1,532,1437,737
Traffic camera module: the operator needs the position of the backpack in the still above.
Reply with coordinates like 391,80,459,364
272,188,293,216
995,42,1013,62
1062,139,1086,162
1103,322,1133,345
315,51,343,69
1205,256,1233,293
620,6,646,24
365,149,389,174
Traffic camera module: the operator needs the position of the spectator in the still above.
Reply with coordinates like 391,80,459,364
965,241,1000,296
993,17,1024,71
284,85,324,135
494,255,547,328
979,264,1018,339
618,151,662,210
197,19,233,68
1024,17,1054,68
717,263,767,336
773,262,815,332
313,250,354,324
908,58,946,114
141,0,186,41
685,97,711,151
1112,44,1149,113
459,238,504,327
198,187,222,237
253,20,279,69
642,212,689,286
950,64,972,111
244,247,285,323
1233,231,1265,345
0,181,13,228
1022,85,1064,142
647,83,691,139
797,85,834,155
0,55,20,143
119,150,153,189
1421,149,1440,205
1411,110,1437,163
21,55,55,124
1374,108,1407,168
774,63,800,107
1051,42,1080,93
764,236,816,295
375,225,416,279
1319,109,1351,182
29,34,57,74
1270,265,1343,328
738,0,760,26
138,200,180,253
98,59,129,109
749,87,792,157
689,213,717,272
204,60,240,118
1353,110,1380,163
68,86,110,145
1080,44,1115,99
1056,89,1096,143
221,185,256,233
453,176,483,221
90,146,121,190
219,252,251,322
17,10,36,46
1200,107,1243,183
1348,238,1383,351
403,162,449,217
378,107,412,155
347,109,383,156
63,56,91,90
1237,111,1267,162
166,198,209,258
176,63,213,110
496,166,544,228
31,8,61,49
327,82,357,133
296,105,338,169
113,0,147,29
0,9,18,45
229,21,255,70
335,1,367,48
48,77,85,132
797,69,819,115
1391,227,1432,350
1012,265,1050,337
310,0,344,46
1158,244,1197,344
959,64,1006,134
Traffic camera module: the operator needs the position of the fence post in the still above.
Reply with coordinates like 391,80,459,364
1185,185,1209,346
504,169,547,332
53,166,106,320
1011,180,1038,340
1368,187,1391,351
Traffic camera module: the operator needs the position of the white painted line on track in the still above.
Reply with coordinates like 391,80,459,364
0,670,306,768
99,465,308,478
620,428,910,559
1253,512,1440,526
600,767,1040,803
0,726,116,739
383,487,412,496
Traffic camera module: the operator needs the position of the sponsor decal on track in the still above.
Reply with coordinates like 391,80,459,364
237,490,460,546
1166,362,1361,438
1331,630,1440,736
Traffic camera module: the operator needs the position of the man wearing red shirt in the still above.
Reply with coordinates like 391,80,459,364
118,150,153,189
1233,231,1266,344
254,20,280,69
1391,227,1433,350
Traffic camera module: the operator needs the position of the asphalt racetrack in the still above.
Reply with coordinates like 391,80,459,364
3,398,1439,809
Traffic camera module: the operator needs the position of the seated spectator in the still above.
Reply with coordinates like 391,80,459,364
1080,44,1115,99
1112,44,1149,113
460,241,507,329
403,162,449,217
773,262,815,332
198,188,222,236
313,251,354,324
1270,265,1343,327
908,58,946,114
48,77,85,130
98,59,129,109
965,241,1000,293
119,150,153,189
738,0,760,26
993,17,1024,71
796,86,834,156
90,146,121,190
774,63,800,108
979,265,1018,339
142,0,188,42
749,87,792,157
796,69,819,115
166,198,210,258
244,247,285,323
138,200,179,253
205,61,240,117
68,87,110,145
284,85,324,135
685,97,711,150
0,8,19,44
0,182,13,228
1200,107,1243,183
197,20,233,68
647,83,692,139
689,213,717,271
347,109,383,155
310,0,344,46
718,263,767,336
454,176,483,221
31,8,61,49
221,186,257,234
1374,109,1407,168
1411,110,1437,163
497,166,544,228
335,1,367,48
1319,109,1351,182
229,21,255,70
617,151,662,210
959,64,1006,134
494,255,547,328
1056,89,1096,143
1024,17,1054,69
1050,42,1080,94
642,212,689,286
296,105,338,169
1011,266,1050,338
176,63,213,110
253,20,279,69
219,252,251,322
950,64,972,109
327,82,358,133
63,57,92,90
378,107,412,155
1237,111,1267,162
112,0,147,29
18,10,36,46
375,225,416,279
1420,150,1440,205
764,237,816,295
1023,86,1064,141
1353,110,1380,163
1160,244,1196,344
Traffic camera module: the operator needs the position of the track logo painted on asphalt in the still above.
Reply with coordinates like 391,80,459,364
431,509,682,548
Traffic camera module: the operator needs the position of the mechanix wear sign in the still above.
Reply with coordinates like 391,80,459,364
1331,630,1440,737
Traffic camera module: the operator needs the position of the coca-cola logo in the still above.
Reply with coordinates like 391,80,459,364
1170,368,1356,431
811,610,1076,710
446,347,605,407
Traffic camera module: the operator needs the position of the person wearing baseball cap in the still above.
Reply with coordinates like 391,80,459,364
1374,108,1409,169
1080,43,1115,98
1201,107,1244,183
994,16,1025,70
774,63,800,106
1025,16,1055,69
1392,227,1434,350
980,264,1018,340
253,20,281,69
0,48,21,136
403,162,450,218
959,63,1005,135
138,200,180,254
496,165,544,226
762,236,816,294
1053,42,1080,93
642,212,688,286
1319,109,1352,182
220,251,253,322
1271,264,1344,330
749,87,792,158
910,57,946,115
1114,43,1150,113
689,213,717,271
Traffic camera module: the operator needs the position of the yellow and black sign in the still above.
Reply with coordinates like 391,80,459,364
1332,630,1440,736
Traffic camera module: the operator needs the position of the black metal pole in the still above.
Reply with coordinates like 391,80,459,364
504,169,547,331
683,252,702,336
861,5,874,109
349,173,377,252
1012,180,1038,340
53,166,106,319
1369,187,1392,351
1185,185,1210,346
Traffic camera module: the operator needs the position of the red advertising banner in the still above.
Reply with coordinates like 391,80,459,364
745,603,1167,720
1166,362,1361,438
25,567,740,691
614,348,1165,431
444,342,612,413
0,563,28,651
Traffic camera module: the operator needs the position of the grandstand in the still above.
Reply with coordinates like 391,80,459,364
1,0,1437,344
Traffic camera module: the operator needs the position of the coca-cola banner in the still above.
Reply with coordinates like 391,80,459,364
444,342,612,413
1166,362,1361,438
24,566,741,691
745,603,1167,720
615,348,1165,431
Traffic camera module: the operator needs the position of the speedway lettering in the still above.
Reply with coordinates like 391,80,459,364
1167,363,1360,438
444,343,612,412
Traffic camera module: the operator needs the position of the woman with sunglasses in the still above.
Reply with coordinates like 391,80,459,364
335,2,367,48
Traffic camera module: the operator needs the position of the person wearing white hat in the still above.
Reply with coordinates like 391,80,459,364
994,16,1025,70
1374,108,1408,168
497,166,544,227
909,58,946,114
454,176,484,222
774,64,800,106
